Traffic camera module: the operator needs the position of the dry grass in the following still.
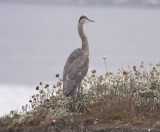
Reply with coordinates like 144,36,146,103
0,60,160,129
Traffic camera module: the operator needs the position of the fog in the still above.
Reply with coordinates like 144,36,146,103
0,3,160,115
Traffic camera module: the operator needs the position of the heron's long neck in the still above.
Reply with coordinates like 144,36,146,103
78,23,89,56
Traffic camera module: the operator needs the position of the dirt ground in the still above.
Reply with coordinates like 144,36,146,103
1,117,160,132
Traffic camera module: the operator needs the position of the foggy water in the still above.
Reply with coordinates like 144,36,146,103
0,3,160,116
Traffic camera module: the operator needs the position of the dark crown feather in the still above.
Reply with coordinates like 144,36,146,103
79,15,88,22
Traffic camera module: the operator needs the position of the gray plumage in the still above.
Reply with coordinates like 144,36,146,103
63,16,94,97
63,48,89,96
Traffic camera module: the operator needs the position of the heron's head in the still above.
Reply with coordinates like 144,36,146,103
79,15,95,24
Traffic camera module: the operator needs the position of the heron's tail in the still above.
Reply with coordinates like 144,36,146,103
65,86,77,97
63,81,77,97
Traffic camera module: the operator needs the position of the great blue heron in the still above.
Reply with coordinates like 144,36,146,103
63,16,94,117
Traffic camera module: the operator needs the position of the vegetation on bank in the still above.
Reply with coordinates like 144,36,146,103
0,58,160,129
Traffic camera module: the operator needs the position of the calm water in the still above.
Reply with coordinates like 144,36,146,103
0,3,160,116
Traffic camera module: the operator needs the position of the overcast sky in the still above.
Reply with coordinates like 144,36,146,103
0,3,160,115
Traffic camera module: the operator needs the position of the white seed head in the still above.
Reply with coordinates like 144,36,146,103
103,56,107,60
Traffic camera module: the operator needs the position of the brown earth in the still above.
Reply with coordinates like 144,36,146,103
1,118,160,132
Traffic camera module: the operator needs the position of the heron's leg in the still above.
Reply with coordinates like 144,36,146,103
77,84,90,113
72,96,76,120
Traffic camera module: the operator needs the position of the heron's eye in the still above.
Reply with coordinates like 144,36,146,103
84,19,89,24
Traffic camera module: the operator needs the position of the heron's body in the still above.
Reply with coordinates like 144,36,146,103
63,16,94,116
63,48,89,96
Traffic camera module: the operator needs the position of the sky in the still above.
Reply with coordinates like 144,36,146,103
0,3,160,116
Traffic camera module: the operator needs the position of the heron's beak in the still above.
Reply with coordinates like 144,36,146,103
88,19,95,23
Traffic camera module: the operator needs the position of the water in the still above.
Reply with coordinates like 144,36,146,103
0,3,160,116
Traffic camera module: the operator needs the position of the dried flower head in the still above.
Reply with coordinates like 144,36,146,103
83,78,87,82
154,75,159,80
156,70,160,76
109,72,113,75
142,71,147,78
123,70,129,75
90,100,94,105
39,89,44,94
125,75,129,80
32,104,35,108
133,66,136,71
56,90,60,94
29,100,32,103
106,91,109,96
153,67,156,70
91,85,95,89
57,82,62,86
135,76,139,80
39,82,42,85
53,85,56,88
56,74,60,78
109,86,113,90
46,99,49,102
92,78,96,83
117,72,120,75
156,63,160,67
103,56,107,60
140,64,144,68
36,86,39,90
105,72,109,76
45,84,49,88
135,71,140,76
83,91,87,95
84,83,87,87
92,74,95,77
58,88,62,92
150,70,155,76
91,70,96,74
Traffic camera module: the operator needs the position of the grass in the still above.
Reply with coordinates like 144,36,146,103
0,59,160,129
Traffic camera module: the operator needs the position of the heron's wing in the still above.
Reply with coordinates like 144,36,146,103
63,48,89,96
